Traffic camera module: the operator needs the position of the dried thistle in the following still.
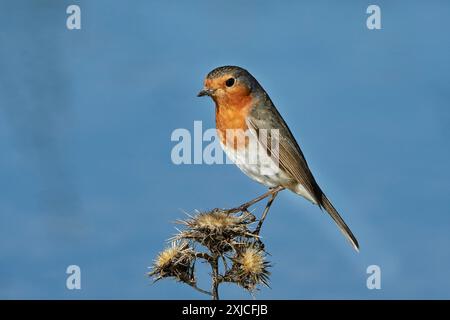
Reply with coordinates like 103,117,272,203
148,240,195,284
225,243,271,292
149,187,283,299
175,209,256,253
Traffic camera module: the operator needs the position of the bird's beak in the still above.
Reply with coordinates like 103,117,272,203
197,88,214,97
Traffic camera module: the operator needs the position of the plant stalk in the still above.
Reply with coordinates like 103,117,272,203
211,254,220,300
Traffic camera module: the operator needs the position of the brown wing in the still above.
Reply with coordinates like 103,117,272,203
246,99,323,203
247,96,359,251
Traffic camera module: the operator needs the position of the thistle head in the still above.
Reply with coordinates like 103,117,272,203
176,209,256,253
149,241,195,284
226,243,271,293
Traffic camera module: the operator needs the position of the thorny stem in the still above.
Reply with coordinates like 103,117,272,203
195,252,213,262
211,254,220,300
186,281,212,297
193,252,220,299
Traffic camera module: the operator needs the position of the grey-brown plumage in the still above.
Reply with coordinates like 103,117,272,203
200,65,359,251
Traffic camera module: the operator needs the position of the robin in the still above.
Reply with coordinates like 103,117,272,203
197,66,359,252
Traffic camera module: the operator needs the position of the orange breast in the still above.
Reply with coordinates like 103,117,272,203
215,95,253,151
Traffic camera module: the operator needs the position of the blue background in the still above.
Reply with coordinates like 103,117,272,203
0,1,449,299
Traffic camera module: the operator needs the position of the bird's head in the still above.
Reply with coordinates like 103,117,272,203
197,66,261,108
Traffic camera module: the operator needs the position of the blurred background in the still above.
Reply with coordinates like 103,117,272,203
0,0,449,299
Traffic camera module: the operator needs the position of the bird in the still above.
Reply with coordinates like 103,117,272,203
197,65,359,252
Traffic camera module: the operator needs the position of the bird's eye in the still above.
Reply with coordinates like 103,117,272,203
225,78,235,87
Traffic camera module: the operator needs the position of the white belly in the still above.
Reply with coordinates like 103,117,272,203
219,129,318,204
220,138,292,188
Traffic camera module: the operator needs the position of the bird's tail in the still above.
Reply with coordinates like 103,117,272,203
320,194,359,252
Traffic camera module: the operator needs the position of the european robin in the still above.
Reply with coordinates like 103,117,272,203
197,66,359,251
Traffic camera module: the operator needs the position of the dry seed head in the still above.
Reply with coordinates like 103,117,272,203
226,243,271,292
175,209,256,253
154,244,182,269
195,210,240,230
239,247,265,275
149,241,195,284
183,209,254,233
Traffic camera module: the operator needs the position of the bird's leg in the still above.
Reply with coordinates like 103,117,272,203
254,188,281,236
230,186,284,213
